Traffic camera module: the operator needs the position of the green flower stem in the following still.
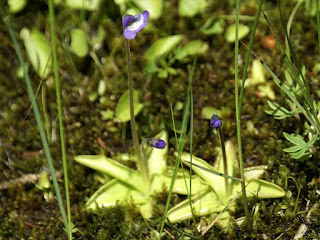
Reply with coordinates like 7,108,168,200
125,39,150,194
217,127,229,196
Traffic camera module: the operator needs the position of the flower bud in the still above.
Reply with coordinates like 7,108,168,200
146,138,166,149
210,114,222,129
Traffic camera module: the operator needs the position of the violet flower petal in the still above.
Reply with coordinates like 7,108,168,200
122,15,134,28
122,10,149,39
123,29,137,40
141,11,149,22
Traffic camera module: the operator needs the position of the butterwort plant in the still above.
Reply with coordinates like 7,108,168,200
74,11,210,219
123,10,150,194
167,115,286,233
74,131,210,219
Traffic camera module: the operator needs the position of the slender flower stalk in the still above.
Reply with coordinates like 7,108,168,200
210,114,229,196
123,11,150,194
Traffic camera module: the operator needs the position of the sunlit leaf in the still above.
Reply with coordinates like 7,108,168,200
132,0,163,19
167,189,224,223
115,89,144,122
70,28,89,58
8,0,27,13
20,28,52,78
145,35,183,62
225,24,250,42
178,0,208,17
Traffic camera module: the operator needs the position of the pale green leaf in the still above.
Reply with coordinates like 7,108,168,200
145,35,183,62
8,0,27,13
175,40,209,60
283,145,303,153
283,132,306,145
265,101,299,119
201,19,225,35
178,0,208,17
167,189,224,223
201,106,221,120
291,148,306,159
64,0,102,11
85,179,154,218
152,174,209,195
74,155,144,192
36,171,50,190
20,28,52,78
70,28,88,58
244,165,267,180
225,24,250,43
115,89,144,122
132,0,163,19
179,140,237,203
85,179,134,209
232,179,285,198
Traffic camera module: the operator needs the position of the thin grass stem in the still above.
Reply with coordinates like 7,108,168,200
2,12,70,237
159,58,197,238
317,0,320,58
47,0,72,238
235,0,252,228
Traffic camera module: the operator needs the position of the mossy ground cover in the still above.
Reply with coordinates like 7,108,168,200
0,0,319,239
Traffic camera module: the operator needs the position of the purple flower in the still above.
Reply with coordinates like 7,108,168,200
210,114,222,129
146,138,166,149
122,11,149,40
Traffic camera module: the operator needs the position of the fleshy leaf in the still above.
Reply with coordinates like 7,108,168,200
167,189,224,223
178,0,208,17
64,0,102,11
20,28,52,78
8,0,27,13
132,0,163,19
152,174,209,195
145,35,183,62
225,24,250,42
175,40,209,60
70,28,88,58
85,179,153,218
244,165,267,180
232,179,285,198
201,18,225,35
179,140,237,204
74,155,144,192
115,89,144,122
201,106,221,120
